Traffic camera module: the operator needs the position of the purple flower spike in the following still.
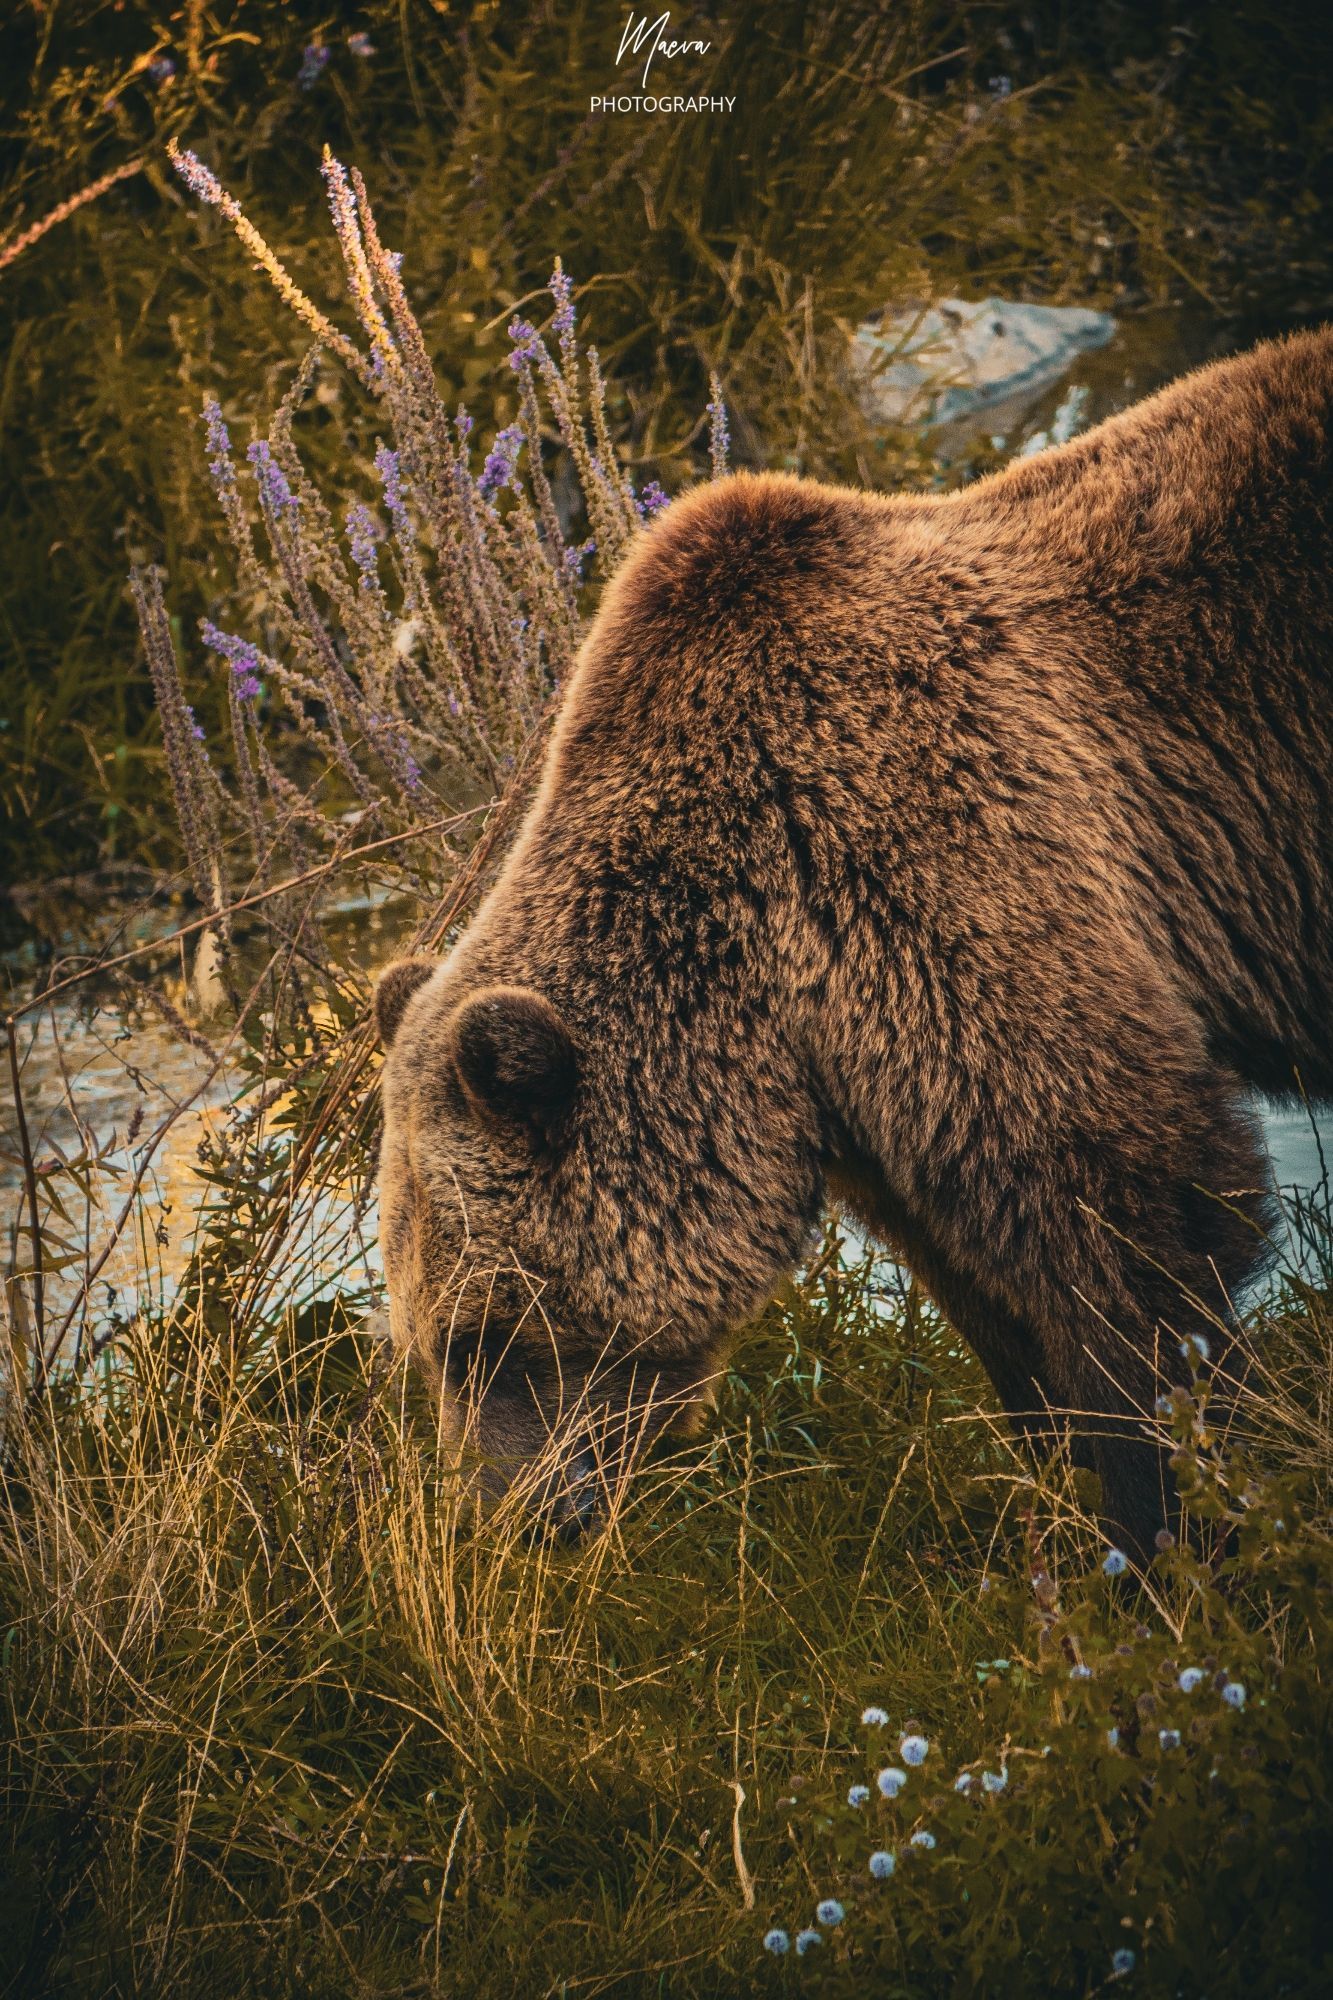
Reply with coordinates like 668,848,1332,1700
170,147,224,207
201,620,264,703
246,439,298,517
455,406,474,440
298,43,331,90
375,444,407,521
507,317,540,370
202,397,234,490
347,501,381,585
478,423,524,501
637,479,670,519
147,56,176,83
550,262,575,340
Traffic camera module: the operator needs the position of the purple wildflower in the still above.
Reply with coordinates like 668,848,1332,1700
201,621,263,702
348,31,375,58
507,318,540,370
170,147,224,207
375,444,407,522
478,423,524,501
185,706,205,742
455,406,474,440
202,397,234,491
564,537,595,578
246,439,298,517
298,43,331,90
637,479,670,519
550,260,575,340
147,55,176,83
347,501,381,585
706,373,730,477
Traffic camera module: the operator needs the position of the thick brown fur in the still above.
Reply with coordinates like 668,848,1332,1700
377,327,1333,1554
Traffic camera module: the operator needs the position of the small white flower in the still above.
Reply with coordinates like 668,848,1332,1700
1222,1680,1247,1710
860,1704,890,1728
816,1899,845,1927
899,1733,929,1767
877,1766,908,1799
909,1829,936,1850
794,1928,822,1955
981,1768,1008,1794
953,1771,975,1793
763,1929,789,1956
1178,1667,1206,1693
869,1849,896,1880
847,1783,870,1808
1102,1548,1128,1578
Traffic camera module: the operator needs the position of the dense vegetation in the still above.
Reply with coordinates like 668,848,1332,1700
3,5,1333,1995
3,0,1331,896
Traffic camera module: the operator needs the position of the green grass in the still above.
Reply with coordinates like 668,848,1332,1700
3,1238,1332,1997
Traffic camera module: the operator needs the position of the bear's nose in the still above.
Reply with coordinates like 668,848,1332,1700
547,1446,600,1541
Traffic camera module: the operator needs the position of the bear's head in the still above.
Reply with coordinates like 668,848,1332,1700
374,936,824,1534
372,475,865,1530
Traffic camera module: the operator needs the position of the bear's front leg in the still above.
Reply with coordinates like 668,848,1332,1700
925,1054,1271,1561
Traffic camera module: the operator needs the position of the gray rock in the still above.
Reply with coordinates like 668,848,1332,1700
854,295,1116,432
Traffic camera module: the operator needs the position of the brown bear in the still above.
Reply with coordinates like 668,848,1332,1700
376,325,1333,1557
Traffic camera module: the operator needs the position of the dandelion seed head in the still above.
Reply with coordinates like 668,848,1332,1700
860,1705,889,1729
869,1848,896,1879
909,1830,936,1850
815,1899,844,1927
794,1929,821,1956
899,1733,929,1767
847,1784,870,1808
1178,1667,1206,1694
1112,1947,1137,1977
877,1766,907,1799
1222,1680,1247,1710
1103,1548,1128,1577
763,1928,788,1955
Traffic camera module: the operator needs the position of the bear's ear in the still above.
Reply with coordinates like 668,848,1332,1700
374,957,436,1048
449,986,578,1144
